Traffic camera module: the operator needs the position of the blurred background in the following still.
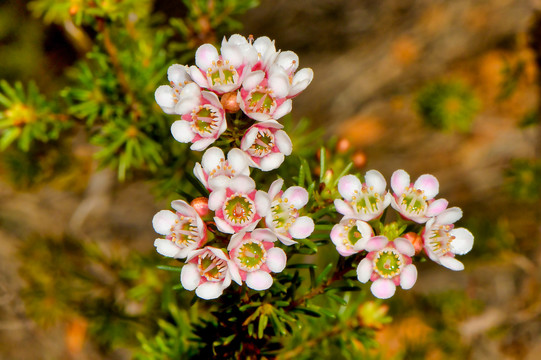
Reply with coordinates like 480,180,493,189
1,0,540,358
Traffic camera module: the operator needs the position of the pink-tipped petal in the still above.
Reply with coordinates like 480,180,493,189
272,99,292,120
334,199,355,217
259,153,285,171
390,169,410,195
266,247,287,273
283,186,309,209
208,189,226,210
393,237,415,257
191,138,215,152
228,262,242,285
152,210,177,235
338,175,362,200
195,43,219,70
154,238,181,258
246,270,273,291
400,264,418,290
357,258,373,283
171,120,195,143
371,279,397,299
414,174,439,199
275,130,293,156
437,207,463,225
426,198,449,217
228,232,245,251
440,256,465,271
450,228,474,255
289,216,315,239
255,190,271,216
365,236,389,251
180,264,200,291
365,170,387,194
268,178,284,199
214,216,235,234
195,281,224,300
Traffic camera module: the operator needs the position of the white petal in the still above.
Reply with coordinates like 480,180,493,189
390,169,410,195
171,199,196,215
241,127,258,150
195,43,219,70
357,258,373,283
188,66,209,88
242,71,265,91
450,228,474,255
252,228,277,243
268,178,284,199
255,190,271,216
365,170,387,194
440,256,465,271
355,220,373,240
228,148,249,172
334,199,355,217
228,232,245,251
214,216,235,234
426,198,449,217
201,90,222,109
283,186,309,209
276,233,298,246
271,99,292,120
276,51,299,74
152,210,177,235
191,138,216,152
414,174,439,199
274,130,292,156
195,281,224,300
208,175,231,190
437,207,463,225
289,216,314,239
393,237,415,257
167,64,191,84
154,239,181,258
208,189,226,210
229,175,255,193
228,262,242,285
400,264,417,290
155,86,175,111
180,264,200,291
171,120,195,143
193,163,207,188
365,236,389,251
266,247,287,273
259,153,285,171
268,71,290,98
201,147,225,171
221,43,243,68
338,175,362,201
370,279,396,299
246,270,273,291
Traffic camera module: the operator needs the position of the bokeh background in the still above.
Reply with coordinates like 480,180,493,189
1,0,540,358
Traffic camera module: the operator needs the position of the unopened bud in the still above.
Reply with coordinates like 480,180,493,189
352,151,367,168
191,197,209,217
336,138,351,153
69,5,79,16
220,92,240,113
403,232,423,255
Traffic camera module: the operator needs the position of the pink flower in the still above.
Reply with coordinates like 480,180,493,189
180,246,235,299
237,68,292,122
357,236,418,299
423,207,474,271
227,229,287,291
193,147,250,191
265,179,314,245
334,170,392,221
170,83,227,151
390,169,448,223
249,36,280,72
152,200,207,259
154,64,193,114
240,121,292,171
208,175,271,234
330,218,373,256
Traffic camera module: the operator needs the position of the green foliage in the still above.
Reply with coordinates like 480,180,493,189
504,158,541,202
415,80,480,133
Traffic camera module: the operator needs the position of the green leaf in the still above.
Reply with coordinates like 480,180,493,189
157,265,183,272
316,263,333,286
298,238,318,253
258,314,268,339
319,147,326,183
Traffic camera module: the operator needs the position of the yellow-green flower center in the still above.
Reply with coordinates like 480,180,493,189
224,194,255,225
428,224,454,256
191,105,220,136
248,128,274,157
198,251,227,281
373,248,403,279
248,86,275,114
399,188,427,215
170,215,198,246
235,239,266,271
351,187,383,216
207,59,238,86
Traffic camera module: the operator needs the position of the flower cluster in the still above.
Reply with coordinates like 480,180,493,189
152,36,314,299
155,34,313,171
332,169,474,299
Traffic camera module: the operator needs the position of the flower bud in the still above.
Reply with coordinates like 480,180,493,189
403,232,424,255
190,197,209,217
336,138,350,153
352,151,367,168
220,92,240,113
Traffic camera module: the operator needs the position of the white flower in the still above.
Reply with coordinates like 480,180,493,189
154,64,193,114
390,169,448,223
240,121,292,171
194,147,250,191
152,200,207,259
330,217,373,256
334,170,392,221
274,52,314,98
423,207,474,271
265,179,314,245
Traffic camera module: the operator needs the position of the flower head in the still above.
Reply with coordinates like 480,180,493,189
227,229,287,290
423,207,474,271
274,52,314,98
154,64,193,114
334,170,392,221
265,179,314,245
331,217,373,256
152,200,207,259
390,169,448,223
194,147,250,191
181,246,234,299
241,121,292,171
357,236,418,299
208,175,271,234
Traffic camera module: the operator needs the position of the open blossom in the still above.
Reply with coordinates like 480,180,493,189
423,207,474,271
181,247,235,300
331,218,373,257
274,52,314,98
334,170,392,221
154,64,193,114
390,169,448,223
357,236,418,299
227,229,287,290
208,175,271,234
238,68,292,122
194,147,250,191
241,121,292,171
189,35,255,94
265,179,314,245
152,200,207,259
170,83,227,151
